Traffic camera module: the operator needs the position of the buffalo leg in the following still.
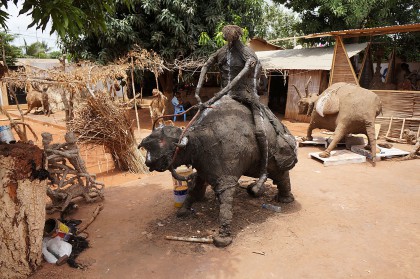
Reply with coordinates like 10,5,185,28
319,125,347,158
177,174,207,217
250,105,268,195
273,171,294,203
213,178,237,247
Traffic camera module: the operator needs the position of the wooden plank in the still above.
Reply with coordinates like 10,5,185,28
351,145,409,159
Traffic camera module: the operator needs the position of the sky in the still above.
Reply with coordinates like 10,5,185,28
5,2,59,51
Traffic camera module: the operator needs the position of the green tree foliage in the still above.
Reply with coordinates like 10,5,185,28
275,0,419,33
0,31,22,66
0,0,127,38
275,0,420,61
61,0,265,63
253,2,301,48
22,40,51,58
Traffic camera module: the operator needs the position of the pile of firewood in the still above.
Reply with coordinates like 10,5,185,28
68,91,149,173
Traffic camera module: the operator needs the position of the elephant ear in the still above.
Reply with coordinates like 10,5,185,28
162,126,182,141
315,89,340,117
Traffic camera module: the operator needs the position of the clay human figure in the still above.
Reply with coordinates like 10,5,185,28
195,24,269,193
149,88,167,126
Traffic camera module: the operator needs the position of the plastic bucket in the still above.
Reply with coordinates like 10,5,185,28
44,218,71,240
0,125,16,144
174,185,188,208
172,166,193,208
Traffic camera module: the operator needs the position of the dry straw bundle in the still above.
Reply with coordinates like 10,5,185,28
68,91,149,173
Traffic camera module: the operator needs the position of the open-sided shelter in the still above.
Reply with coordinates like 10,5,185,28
256,43,368,122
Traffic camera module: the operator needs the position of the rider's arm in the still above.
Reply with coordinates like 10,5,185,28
195,52,218,104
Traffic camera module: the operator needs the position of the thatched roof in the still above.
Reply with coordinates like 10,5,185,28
256,42,368,71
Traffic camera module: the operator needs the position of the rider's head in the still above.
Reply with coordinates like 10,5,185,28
222,25,243,46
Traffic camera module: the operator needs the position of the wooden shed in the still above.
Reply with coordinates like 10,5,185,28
256,43,368,122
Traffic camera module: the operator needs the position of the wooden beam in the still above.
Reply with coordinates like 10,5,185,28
328,37,339,86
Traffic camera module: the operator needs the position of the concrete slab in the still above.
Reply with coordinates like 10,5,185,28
298,137,328,148
309,150,366,166
351,145,410,160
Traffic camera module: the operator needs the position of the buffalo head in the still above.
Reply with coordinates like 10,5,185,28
293,77,319,116
138,126,183,172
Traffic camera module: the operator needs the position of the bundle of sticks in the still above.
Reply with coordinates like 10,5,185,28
68,91,149,173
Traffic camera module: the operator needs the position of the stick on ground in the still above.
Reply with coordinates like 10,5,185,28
77,203,104,234
165,235,214,244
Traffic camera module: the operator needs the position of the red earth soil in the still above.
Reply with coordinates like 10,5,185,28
2,107,419,279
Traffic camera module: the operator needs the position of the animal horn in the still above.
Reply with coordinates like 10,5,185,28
174,136,188,148
305,77,312,97
292,84,303,99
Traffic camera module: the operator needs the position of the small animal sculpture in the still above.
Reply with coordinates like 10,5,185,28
149,89,167,126
25,82,50,115
293,80,382,160
139,96,297,247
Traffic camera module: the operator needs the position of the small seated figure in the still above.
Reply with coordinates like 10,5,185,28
171,92,186,122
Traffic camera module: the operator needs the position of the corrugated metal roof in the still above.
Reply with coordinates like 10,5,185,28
256,42,368,71
15,58,62,70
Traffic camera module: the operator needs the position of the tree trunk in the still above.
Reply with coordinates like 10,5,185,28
0,143,47,279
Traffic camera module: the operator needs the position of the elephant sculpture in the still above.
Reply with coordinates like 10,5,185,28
139,96,297,247
293,80,382,160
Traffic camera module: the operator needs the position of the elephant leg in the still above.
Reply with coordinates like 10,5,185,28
303,122,315,141
365,120,378,163
177,174,207,217
273,171,294,203
213,177,237,247
320,125,347,158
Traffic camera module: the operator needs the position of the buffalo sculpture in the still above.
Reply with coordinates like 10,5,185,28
294,81,382,160
139,96,297,247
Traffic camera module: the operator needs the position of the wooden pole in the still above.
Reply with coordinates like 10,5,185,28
131,57,141,136
385,116,393,138
417,124,420,139
399,118,406,139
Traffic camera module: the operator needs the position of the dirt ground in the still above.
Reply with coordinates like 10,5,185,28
3,106,419,279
